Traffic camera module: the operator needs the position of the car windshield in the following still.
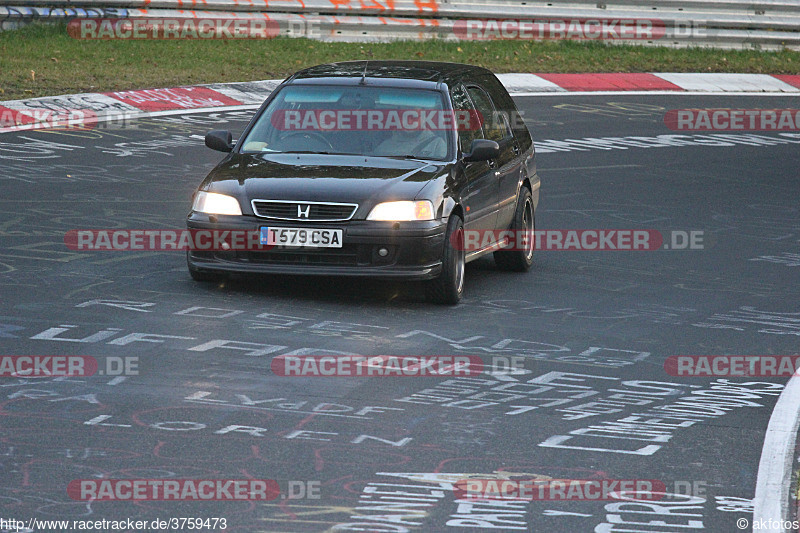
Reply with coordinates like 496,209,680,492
240,85,452,160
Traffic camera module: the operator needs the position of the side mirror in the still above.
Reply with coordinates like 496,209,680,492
463,139,500,162
205,130,233,152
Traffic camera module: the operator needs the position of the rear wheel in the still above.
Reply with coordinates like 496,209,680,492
427,214,465,305
494,186,534,272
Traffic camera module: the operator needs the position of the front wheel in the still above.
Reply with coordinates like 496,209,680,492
427,214,465,305
494,187,534,272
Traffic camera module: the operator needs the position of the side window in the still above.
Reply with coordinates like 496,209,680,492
449,83,481,153
466,86,507,143
497,111,513,140
480,73,532,149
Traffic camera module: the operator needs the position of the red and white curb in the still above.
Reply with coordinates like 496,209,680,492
1,72,799,133
500,72,800,93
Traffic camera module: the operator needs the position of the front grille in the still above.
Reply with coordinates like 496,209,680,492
251,200,358,221
235,246,361,266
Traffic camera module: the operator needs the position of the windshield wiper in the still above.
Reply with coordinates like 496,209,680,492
384,154,429,160
277,151,363,156
279,150,333,155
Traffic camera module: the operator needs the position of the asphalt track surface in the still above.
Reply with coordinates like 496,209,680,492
1,94,799,532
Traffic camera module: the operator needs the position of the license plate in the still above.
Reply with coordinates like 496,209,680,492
260,227,343,248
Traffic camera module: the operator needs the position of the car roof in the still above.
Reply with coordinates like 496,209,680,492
286,61,493,89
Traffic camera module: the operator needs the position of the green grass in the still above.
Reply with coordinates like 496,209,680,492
1,22,798,100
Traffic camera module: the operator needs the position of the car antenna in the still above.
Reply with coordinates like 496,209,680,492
359,61,368,85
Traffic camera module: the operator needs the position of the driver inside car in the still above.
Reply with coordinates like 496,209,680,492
373,126,447,159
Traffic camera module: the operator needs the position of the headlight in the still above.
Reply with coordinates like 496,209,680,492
192,191,242,216
367,200,435,221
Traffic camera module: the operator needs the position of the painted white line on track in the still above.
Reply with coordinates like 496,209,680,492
753,370,800,533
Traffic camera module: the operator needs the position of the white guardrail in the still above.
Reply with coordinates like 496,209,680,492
1,0,799,49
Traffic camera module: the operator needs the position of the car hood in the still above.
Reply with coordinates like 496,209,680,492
202,153,447,216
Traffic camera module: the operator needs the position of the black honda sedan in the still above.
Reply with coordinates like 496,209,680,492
187,61,540,304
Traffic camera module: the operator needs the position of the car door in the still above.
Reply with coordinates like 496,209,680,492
450,83,499,234
467,81,522,232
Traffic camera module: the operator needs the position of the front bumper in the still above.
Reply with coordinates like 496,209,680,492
186,213,446,280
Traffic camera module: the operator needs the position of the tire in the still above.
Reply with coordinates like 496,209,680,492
427,214,465,305
494,186,534,272
188,255,224,282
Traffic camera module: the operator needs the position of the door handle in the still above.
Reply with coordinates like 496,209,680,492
512,144,520,155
